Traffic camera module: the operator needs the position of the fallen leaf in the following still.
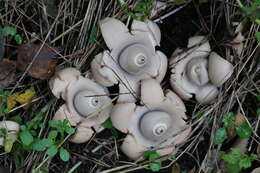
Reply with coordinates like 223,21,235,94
7,93,19,110
227,111,245,137
17,43,59,79
16,88,36,105
232,138,248,153
0,59,16,89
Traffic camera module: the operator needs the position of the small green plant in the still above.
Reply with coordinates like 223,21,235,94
118,0,156,21
13,104,75,164
213,112,252,145
235,0,260,42
143,150,162,172
219,148,257,173
2,26,23,44
102,119,118,138
19,118,75,162
0,89,11,115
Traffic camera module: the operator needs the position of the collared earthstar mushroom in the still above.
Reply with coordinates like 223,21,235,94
0,121,20,152
169,36,234,104
91,17,167,103
110,79,191,160
49,68,112,143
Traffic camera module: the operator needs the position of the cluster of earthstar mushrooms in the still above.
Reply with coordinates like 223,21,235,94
47,17,234,160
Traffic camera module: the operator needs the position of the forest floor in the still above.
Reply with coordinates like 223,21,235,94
0,0,259,173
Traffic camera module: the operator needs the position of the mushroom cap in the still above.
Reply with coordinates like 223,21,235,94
169,36,211,101
119,44,149,74
208,52,234,87
65,76,112,123
186,57,209,86
49,68,81,99
73,90,103,117
52,73,112,127
0,121,20,146
139,111,172,142
111,79,190,159
92,18,167,103
69,125,94,143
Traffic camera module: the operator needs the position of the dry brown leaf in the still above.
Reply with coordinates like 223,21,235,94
227,111,245,137
0,59,16,89
7,93,19,110
17,43,59,79
232,138,248,153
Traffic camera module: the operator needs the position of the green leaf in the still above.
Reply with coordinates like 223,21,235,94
143,150,157,159
111,128,118,138
48,120,59,128
59,147,70,162
32,139,46,151
48,130,58,139
149,153,162,172
239,157,252,169
149,162,161,172
65,127,75,135
20,130,34,146
46,145,58,157
235,123,252,138
102,119,113,129
89,26,97,44
14,34,22,44
213,128,227,145
229,148,243,163
41,138,53,147
222,112,235,128
3,26,17,36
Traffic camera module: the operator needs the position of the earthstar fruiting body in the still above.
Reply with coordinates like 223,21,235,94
91,17,167,103
170,36,234,104
110,79,190,160
49,68,112,143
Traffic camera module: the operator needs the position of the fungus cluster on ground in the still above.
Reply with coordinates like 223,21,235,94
46,17,234,160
